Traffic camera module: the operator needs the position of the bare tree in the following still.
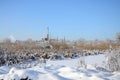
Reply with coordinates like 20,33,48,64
116,32,120,42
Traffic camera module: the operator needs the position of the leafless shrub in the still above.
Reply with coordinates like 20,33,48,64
106,48,120,72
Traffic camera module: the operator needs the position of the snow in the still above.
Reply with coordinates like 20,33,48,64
47,54,105,68
0,54,120,80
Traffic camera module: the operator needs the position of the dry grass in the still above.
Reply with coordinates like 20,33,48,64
0,39,120,53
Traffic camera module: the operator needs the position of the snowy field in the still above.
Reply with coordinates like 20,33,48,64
0,54,120,80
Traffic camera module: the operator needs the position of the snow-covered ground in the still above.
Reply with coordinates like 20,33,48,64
0,54,120,80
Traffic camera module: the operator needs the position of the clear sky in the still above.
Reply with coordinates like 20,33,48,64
0,0,120,40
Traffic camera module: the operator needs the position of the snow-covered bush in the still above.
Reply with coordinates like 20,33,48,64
77,55,87,69
106,48,120,72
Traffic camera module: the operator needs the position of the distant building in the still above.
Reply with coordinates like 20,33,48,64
38,27,52,49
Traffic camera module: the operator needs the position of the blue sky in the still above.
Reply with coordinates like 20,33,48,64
0,0,120,40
